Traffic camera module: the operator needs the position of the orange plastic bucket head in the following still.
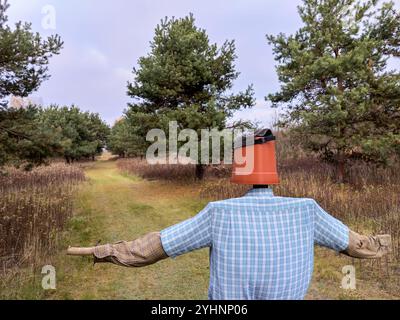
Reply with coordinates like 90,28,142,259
231,129,279,185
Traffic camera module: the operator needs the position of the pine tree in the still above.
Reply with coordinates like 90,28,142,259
0,0,63,166
127,14,255,179
267,0,400,182
107,118,147,158
0,0,63,105
38,106,110,163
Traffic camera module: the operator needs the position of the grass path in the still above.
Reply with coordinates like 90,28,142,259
48,159,210,300
44,159,397,300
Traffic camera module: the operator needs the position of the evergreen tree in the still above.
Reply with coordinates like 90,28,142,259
0,0,63,106
127,14,255,179
0,106,64,168
38,106,110,163
267,0,400,182
0,0,63,166
107,118,147,158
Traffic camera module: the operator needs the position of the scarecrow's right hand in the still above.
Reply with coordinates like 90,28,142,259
342,230,392,259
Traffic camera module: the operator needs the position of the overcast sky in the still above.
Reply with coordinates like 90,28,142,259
6,0,400,126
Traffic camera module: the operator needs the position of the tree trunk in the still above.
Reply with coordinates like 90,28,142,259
195,164,206,180
337,160,345,183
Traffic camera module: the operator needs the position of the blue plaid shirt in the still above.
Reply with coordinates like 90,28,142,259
160,188,349,300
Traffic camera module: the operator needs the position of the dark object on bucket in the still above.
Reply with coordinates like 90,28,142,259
231,129,279,185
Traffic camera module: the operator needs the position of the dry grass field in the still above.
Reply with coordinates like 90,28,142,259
1,144,399,299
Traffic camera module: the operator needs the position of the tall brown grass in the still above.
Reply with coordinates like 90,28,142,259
117,158,231,183
0,164,85,272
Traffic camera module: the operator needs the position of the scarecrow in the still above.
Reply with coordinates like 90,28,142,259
68,129,392,300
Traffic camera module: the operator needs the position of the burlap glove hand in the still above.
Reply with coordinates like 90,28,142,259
93,232,168,267
342,230,392,259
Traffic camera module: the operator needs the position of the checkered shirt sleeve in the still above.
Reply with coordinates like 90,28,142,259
312,200,349,251
160,204,212,258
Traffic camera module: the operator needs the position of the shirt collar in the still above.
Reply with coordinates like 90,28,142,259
245,187,274,198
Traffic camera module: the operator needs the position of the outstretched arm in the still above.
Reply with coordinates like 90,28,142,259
67,232,168,267
312,200,392,259
67,203,213,266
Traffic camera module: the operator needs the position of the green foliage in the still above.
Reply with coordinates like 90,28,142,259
128,14,254,112
38,105,110,162
124,14,255,173
0,105,110,167
107,118,147,157
0,0,63,167
0,106,63,167
267,0,400,181
0,0,63,105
